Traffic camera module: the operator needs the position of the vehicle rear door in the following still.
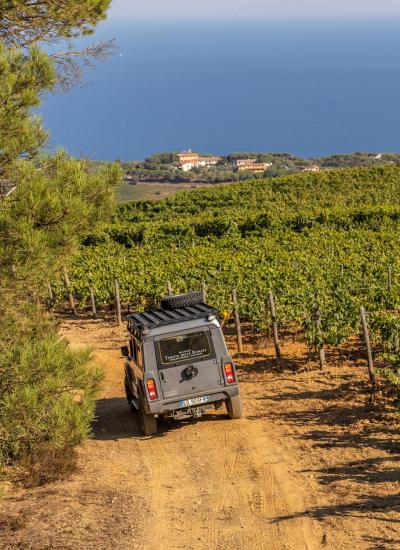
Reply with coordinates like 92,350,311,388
155,328,223,399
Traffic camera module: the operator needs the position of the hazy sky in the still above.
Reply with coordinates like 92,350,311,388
109,0,400,19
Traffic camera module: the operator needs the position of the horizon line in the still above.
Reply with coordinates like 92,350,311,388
106,14,400,22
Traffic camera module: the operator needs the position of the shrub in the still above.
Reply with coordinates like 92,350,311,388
0,317,103,477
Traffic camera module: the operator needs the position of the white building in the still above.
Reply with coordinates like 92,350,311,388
178,150,222,171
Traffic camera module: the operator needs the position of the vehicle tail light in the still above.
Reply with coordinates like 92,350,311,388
224,363,236,384
146,378,158,400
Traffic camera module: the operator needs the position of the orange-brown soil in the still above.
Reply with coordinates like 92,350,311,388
0,320,399,549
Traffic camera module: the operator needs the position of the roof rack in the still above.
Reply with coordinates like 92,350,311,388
125,303,219,336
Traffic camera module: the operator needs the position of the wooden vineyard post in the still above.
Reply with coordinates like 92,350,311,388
167,280,173,296
360,307,377,391
62,266,76,315
232,289,243,353
397,367,400,404
268,290,282,364
201,281,207,303
314,306,326,369
388,266,393,292
114,279,122,326
47,282,55,308
89,286,97,318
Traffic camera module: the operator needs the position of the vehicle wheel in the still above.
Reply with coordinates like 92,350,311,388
161,291,204,310
124,378,139,414
139,398,158,436
226,395,243,419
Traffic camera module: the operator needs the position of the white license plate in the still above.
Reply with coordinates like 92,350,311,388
179,395,210,408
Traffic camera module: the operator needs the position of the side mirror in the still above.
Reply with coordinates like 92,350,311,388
121,346,129,358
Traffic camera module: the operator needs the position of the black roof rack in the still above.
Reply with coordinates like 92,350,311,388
125,303,219,336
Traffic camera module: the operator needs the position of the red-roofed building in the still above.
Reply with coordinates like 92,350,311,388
178,150,222,171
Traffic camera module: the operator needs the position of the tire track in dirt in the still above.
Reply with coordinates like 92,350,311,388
135,413,317,550
194,419,309,550
87,321,319,550
139,432,204,550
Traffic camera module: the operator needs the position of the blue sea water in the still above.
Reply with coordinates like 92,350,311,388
41,18,400,160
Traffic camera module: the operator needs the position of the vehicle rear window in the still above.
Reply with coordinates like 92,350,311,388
157,331,212,366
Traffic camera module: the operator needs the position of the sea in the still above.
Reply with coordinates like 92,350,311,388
40,18,400,160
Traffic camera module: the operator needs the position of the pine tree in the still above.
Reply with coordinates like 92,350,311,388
0,43,56,177
0,0,120,478
0,0,111,47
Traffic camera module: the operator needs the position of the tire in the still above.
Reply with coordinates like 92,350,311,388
161,291,204,310
124,378,139,414
139,397,158,436
226,394,243,419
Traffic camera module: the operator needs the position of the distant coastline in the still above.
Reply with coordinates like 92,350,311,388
115,150,400,186
105,150,400,202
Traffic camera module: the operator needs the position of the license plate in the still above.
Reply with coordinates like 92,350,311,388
179,395,210,408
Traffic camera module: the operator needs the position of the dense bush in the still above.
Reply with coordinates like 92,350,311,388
0,318,102,480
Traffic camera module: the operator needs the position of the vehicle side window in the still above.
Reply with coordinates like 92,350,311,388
137,344,143,369
129,338,142,369
129,338,135,360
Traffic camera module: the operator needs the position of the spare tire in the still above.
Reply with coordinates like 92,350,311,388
161,291,204,310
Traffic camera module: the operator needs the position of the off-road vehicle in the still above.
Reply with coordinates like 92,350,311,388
121,291,242,435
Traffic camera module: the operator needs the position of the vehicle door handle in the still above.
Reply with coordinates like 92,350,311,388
160,371,165,382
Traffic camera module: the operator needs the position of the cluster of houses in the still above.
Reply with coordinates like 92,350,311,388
177,150,273,173
177,150,320,173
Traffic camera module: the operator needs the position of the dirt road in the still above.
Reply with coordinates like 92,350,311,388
68,320,319,550
2,319,398,549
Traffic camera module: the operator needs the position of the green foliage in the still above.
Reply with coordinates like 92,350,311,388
0,0,112,47
64,166,400,359
0,151,120,473
143,151,179,168
0,320,103,469
0,43,56,175
0,152,120,472
318,152,400,168
0,153,121,299
371,311,400,408
45,163,400,411
0,0,118,478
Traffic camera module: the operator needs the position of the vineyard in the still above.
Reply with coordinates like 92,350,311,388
54,164,400,402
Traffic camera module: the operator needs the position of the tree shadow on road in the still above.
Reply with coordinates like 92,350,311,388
272,493,400,550
273,492,400,523
363,534,400,550
241,351,400,548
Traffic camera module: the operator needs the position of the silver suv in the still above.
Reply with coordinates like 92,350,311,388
121,292,242,435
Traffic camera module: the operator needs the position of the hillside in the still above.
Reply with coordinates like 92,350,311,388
63,166,396,298
113,151,400,202
48,165,398,396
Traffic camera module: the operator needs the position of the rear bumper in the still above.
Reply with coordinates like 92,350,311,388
145,386,239,415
